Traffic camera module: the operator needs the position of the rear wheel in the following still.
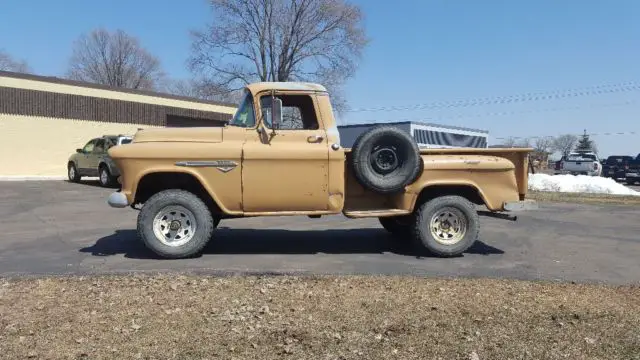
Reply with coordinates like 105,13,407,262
410,195,479,257
98,165,116,187
137,189,216,259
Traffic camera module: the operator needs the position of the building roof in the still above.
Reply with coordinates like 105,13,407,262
337,120,489,134
0,70,238,114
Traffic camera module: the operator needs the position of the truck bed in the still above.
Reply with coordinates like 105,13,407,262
343,147,534,155
341,146,533,216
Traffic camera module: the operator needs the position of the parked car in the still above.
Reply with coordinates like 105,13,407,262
624,153,640,185
554,152,601,176
601,155,634,180
67,134,132,187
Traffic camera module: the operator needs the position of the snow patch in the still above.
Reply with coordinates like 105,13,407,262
528,173,640,196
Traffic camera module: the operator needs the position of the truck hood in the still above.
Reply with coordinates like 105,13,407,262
132,127,224,143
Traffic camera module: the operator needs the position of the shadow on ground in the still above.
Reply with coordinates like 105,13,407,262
64,179,120,189
80,227,504,260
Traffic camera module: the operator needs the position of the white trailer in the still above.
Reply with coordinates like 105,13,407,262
337,121,489,149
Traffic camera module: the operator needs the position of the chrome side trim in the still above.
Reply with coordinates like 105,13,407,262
175,160,238,173
175,160,238,167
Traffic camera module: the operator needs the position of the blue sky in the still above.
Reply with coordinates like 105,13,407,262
2,0,640,157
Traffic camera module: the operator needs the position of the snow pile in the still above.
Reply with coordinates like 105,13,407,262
528,173,640,196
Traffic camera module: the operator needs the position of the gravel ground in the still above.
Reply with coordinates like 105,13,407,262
1,274,639,360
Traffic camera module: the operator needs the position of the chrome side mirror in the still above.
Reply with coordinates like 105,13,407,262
271,97,282,130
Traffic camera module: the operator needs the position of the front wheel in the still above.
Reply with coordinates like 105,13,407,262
410,195,480,257
137,189,216,259
68,163,81,182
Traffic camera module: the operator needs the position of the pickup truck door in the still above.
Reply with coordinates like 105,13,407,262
241,93,330,212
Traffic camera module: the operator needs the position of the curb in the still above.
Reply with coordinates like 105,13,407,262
0,176,67,181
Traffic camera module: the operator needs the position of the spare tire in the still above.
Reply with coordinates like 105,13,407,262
351,125,422,194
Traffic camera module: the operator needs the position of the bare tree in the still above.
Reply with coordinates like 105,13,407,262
66,28,165,90
516,137,532,148
188,0,369,113
552,134,578,157
534,136,554,154
0,49,30,73
161,77,243,103
501,137,517,147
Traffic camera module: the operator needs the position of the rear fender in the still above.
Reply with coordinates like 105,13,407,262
412,180,490,209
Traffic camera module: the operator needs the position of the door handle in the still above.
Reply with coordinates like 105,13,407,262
307,135,324,143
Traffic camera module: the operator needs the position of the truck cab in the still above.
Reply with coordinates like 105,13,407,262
107,82,537,259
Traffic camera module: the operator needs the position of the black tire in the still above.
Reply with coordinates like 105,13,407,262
68,163,81,182
137,189,215,259
351,125,421,194
98,165,115,187
410,195,480,257
379,216,412,238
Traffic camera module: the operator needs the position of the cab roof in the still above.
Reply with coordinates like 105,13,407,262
245,82,328,94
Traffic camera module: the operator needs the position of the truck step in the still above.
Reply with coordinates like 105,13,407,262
343,209,411,218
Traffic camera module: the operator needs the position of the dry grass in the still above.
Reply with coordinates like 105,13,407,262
528,190,640,206
1,274,639,360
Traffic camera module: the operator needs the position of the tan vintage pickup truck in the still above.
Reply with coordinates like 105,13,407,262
107,82,537,259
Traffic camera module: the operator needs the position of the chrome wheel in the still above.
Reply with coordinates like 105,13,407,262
152,205,197,247
429,207,467,245
68,166,76,180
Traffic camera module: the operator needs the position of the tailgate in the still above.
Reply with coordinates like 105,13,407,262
563,161,590,171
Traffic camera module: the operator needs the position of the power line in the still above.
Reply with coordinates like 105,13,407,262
345,81,640,113
493,130,639,141
350,99,639,126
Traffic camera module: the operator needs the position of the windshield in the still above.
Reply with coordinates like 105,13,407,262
228,92,255,128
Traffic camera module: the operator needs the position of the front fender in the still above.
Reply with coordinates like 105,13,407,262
125,166,241,216
67,153,80,165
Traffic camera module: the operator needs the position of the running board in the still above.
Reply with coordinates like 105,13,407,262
343,209,411,219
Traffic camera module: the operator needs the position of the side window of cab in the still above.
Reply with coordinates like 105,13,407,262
260,95,319,130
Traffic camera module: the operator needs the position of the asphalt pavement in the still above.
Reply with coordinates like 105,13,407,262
1,180,639,284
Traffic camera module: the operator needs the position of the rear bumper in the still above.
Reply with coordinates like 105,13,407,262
503,199,538,211
107,191,129,208
554,170,599,176
604,169,627,178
